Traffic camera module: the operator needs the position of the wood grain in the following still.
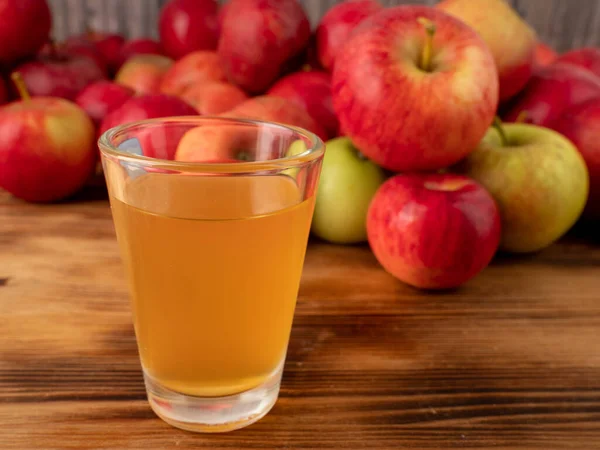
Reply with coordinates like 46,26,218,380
1,188,599,449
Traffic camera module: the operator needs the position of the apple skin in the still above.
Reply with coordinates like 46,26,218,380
332,6,498,173
311,137,385,244
268,70,339,139
0,97,96,202
174,124,254,162
503,63,600,127
116,38,165,69
218,0,311,93
534,42,558,68
16,50,107,101
552,99,600,221
115,54,174,95
65,31,126,75
437,0,536,102
159,51,226,96
315,0,383,72
99,94,198,160
61,40,109,76
556,48,600,78
180,81,248,115
75,81,135,130
159,0,219,59
367,173,501,290
0,0,52,65
454,123,589,253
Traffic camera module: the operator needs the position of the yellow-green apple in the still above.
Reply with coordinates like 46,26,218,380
100,94,198,160
556,48,600,78
75,81,135,130
312,137,385,244
437,0,536,102
503,63,600,127
224,96,328,141
454,121,589,253
315,0,383,72
218,0,311,93
0,0,51,65
534,42,558,68
332,6,498,172
180,81,248,115
367,173,501,289
0,74,96,202
268,70,339,139
116,38,164,69
159,51,226,96
553,99,600,221
159,0,219,59
115,54,173,95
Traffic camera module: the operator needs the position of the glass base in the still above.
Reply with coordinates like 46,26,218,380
143,367,282,433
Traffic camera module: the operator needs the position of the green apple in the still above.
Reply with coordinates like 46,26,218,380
454,120,589,253
312,137,386,244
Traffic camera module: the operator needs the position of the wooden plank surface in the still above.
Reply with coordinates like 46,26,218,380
47,0,600,52
1,188,599,449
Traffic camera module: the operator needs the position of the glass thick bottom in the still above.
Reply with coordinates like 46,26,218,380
143,365,282,433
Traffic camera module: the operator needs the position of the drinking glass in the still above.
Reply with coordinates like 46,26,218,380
98,117,324,432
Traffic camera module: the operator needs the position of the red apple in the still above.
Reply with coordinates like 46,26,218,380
332,6,498,172
100,94,198,159
225,96,328,141
534,42,558,68
315,0,383,72
15,48,106,101
367,173,501,290
159,51,226,96
61,39,109,76
65,30,125,75
0,0,52,65
159,0,219,59
268,70,339,139
115,54,173,95
556,48,600,78
553,99,600,221
0,78,8,105
437,0,536,102
180,81,248,115
0,74,96,202
75,81,135,129
116,38,164,69
218,0,311,93
503,63,600,127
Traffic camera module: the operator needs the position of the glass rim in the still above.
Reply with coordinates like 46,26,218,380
98,116,325,174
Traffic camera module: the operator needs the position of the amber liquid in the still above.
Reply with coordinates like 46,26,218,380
109,173,315,397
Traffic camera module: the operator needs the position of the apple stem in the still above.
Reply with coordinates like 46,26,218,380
516,110,529,124
11,72,30,102
418,17,436,72
493,117,509,147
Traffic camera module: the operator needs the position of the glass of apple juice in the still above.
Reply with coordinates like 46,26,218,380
98,117,324,433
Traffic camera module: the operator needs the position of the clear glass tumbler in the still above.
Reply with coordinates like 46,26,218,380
98,117,324,432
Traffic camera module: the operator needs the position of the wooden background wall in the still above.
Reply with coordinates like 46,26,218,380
47,0,599,53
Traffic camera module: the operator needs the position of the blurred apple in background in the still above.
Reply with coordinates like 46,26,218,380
312,137,385,244
556,48,600,78
332,6,498,172
65,30,126,76
115,54,173,95
454,121,588,253
0,0,52,66
75,81,135,130
218,0,311,93
437,0,536,102
315,0,383,72
116,38,164,69
0,73,96,203
181,81,248,115
159,51,226,96
534,42,558,68
367,173,501,290
503,63,600,126
553,99,600,221
225,96,328,141
100,94,198,159
16,47,106,100
159,0,219,59
268,71,339,139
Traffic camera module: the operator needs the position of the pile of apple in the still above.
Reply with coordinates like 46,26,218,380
0,0,598,290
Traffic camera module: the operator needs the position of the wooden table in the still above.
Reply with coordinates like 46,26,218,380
1,188,599,449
